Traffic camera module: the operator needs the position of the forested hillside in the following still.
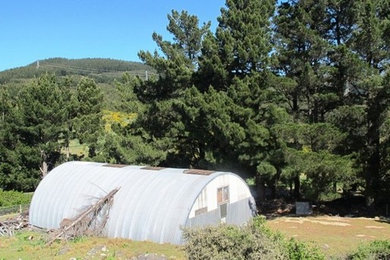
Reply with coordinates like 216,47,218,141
0,58,151,84
0,58,153,108
1,0,390,211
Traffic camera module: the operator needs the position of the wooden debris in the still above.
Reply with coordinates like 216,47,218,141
47,187,120,245
0,214,29,236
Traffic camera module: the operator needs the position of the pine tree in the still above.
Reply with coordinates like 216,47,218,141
0,88,24,190
197,0,275,91
137,10,210,101
344,0,390,205
74,77,104,158
273,0,358,199
16,74,70,177
197,0,292,199
126,10,212,166
167,10,210,65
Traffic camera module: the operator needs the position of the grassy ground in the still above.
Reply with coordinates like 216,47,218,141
1,216,389,259
0,212,21,222
266,215,390,258
68,139,88,157
0,231,185,260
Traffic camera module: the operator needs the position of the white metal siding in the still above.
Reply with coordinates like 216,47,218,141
188,174,252,218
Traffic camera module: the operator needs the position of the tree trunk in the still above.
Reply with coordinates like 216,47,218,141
256,175,266,202
40,150,48,177
40,161,48,177
365,145,379,207
66,146,70,160
270,182,276,199
88,146,96,158
364,91,384,207
294,175,300,200
270,168,282,199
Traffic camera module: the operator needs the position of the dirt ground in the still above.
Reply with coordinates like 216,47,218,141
266,215,390,258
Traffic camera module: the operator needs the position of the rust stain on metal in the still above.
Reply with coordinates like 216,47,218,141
103,164,127,168
184,169,215,175
141,166,166,171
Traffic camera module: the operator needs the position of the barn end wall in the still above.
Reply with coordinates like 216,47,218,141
186,174,254,229
186,198,254,227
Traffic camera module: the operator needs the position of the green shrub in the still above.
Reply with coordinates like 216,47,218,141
183,224,286,259
0,190,32,207
347,240,390,260
285,238,324,260
183,216,325,260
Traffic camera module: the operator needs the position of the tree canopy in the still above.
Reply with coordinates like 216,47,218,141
1,0,390,208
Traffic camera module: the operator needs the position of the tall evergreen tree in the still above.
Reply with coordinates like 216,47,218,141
275,0,332,123
274,0,358,199
0,88,27,190
167,10,210,65
198,0,275,91
196,0,294,199
125,10,212,167
355,0,390,205
137,10,210,101
16,74,69,178
74,77,104,158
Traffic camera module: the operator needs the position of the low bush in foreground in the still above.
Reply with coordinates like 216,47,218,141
347,240,390,260
183,216,325,260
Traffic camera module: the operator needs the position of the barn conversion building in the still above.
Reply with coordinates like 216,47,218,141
29,161,255,244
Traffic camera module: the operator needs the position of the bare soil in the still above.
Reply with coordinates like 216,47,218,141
266,215,390,258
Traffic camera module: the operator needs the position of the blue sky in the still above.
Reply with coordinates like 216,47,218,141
0,0,225,71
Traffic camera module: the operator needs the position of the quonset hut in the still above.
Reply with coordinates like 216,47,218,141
29,161,256,244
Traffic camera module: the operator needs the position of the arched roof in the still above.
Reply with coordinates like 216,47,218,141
29,161,249,244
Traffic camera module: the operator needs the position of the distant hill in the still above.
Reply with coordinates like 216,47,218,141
0,57,153,85
0,58,155,108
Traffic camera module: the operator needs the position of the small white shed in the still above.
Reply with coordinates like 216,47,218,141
29,161,255,244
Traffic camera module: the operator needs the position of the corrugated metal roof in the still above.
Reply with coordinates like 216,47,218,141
29,161,248,244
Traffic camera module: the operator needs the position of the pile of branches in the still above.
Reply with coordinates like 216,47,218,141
0,214,29,236
48,187,120,245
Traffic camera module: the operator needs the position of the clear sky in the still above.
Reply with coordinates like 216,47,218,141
0,0,225,72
